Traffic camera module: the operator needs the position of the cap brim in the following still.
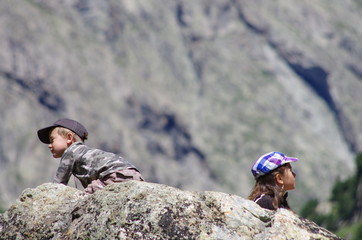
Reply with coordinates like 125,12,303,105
284,157,299,164
37,125,56,144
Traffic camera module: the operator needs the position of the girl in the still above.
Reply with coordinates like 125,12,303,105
248,151,298,210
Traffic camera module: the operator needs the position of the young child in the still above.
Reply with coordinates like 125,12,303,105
37,118,144,194
248,151,298,210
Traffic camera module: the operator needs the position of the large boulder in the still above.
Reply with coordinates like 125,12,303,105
0,181,341,239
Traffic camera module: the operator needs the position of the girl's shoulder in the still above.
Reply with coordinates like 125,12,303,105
254,194,275,210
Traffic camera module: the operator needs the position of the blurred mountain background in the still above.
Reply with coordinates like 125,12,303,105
0,0,362,236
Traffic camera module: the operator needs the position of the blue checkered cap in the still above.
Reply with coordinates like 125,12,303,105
251,151,298,179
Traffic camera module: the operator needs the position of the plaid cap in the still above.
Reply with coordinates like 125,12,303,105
251,151,298,179
37,118,88,144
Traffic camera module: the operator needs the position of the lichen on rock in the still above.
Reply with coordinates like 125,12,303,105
0,181,341,239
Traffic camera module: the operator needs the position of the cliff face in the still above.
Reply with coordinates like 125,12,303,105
1,0,362,211
0,181,342,239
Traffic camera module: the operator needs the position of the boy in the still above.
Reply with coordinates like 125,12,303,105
37,118,144,193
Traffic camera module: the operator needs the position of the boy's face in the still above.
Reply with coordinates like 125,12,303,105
48,128,69,158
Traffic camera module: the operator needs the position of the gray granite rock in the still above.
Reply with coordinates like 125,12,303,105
0,182,341,239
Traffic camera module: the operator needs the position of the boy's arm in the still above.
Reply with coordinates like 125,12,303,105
53,158,73,185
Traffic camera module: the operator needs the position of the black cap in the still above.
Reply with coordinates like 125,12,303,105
37,118,88,144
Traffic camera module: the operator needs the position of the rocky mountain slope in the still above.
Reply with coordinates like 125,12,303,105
0,181,342,239
1,0,362,211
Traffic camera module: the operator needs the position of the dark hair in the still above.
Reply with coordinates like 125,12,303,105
248,163,292,210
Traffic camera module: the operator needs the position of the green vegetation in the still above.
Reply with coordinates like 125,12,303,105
301,153,362,239
336,222,362,240
0,196,5,213
355,0,362,8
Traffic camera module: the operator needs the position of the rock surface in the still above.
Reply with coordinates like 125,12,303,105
0,181,341,239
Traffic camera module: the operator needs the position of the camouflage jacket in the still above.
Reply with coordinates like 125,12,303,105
53,142,140,188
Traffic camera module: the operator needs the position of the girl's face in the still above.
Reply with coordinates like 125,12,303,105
48,128,71,158
279,164,296,191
